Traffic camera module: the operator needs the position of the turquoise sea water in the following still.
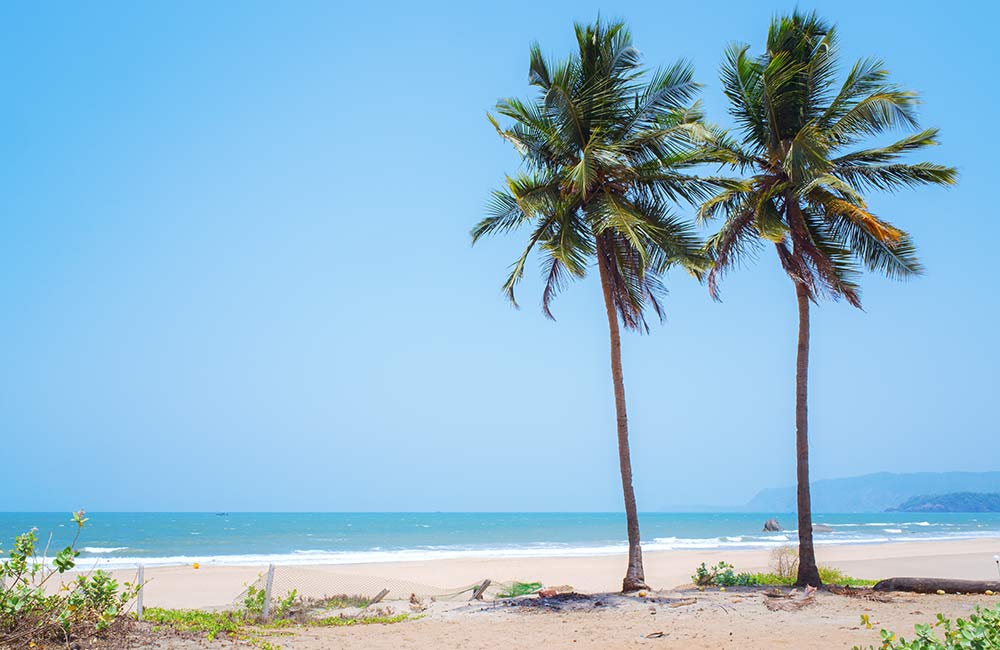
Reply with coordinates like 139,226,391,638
2,512,998,570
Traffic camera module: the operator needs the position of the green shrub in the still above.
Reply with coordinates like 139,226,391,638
853,604,1000,649
0,511,139,646
692,561,759,586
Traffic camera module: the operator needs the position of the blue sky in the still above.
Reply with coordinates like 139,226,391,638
1,0,995,511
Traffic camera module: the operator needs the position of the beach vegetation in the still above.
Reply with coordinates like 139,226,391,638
701,10,956,587
143,603,411,646
692,560,876,587
309,593,372,609
474,17,727,593
143,585,412,647
144,607,245,641
693,561,758,587
749,566,877,588
497,581,544,598
770,545,800,580
0,511,140,647
242,584,299,619
853,604,1000,649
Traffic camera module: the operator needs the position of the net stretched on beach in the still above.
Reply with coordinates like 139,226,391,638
231,565,519,608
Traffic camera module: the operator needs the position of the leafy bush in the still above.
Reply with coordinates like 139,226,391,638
0,511,139,646
692,562,759,587
853,604,1000,649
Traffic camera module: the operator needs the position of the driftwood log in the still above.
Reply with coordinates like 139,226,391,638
873,577,1000,594
470,579,492,601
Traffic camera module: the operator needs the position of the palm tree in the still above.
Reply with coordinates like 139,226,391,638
702,11,956,586
472,20,720,592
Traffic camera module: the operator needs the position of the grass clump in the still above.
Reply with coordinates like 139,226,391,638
144,591,412,647
853,604,1000,649
143,607,244,641
311,594,371,609
497,582,543,598
313,613,411,626
738,567,877,588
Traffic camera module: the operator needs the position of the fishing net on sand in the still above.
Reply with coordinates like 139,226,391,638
231,566,528,609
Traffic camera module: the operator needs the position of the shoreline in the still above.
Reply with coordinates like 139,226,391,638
69,533,1000,571
76,536,1000,610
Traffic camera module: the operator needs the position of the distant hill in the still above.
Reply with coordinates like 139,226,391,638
744,471,1000,513
889,492,1000,513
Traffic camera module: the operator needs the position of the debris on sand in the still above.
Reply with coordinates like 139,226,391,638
826,585,894,602
764,586,817,611
500,592,703,613
667,598,697,608
505,592,609,611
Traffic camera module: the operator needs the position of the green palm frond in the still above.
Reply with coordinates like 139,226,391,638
835,162,956,192
831,128,940,165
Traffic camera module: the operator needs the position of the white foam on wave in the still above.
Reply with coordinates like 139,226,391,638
50,522,1000,571
71,545,634,571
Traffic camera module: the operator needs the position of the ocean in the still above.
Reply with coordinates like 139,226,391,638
3,512,998,570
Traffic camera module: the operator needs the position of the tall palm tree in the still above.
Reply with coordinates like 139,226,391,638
472,20,720,592
702,11,956,586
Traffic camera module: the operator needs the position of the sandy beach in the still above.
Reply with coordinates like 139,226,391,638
93,537,1000,649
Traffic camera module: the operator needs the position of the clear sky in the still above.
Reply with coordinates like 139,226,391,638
2,1,996,512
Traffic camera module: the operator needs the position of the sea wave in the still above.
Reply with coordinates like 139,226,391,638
40,523,1000,571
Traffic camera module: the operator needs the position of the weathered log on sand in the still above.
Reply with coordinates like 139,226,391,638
873,577,1000,594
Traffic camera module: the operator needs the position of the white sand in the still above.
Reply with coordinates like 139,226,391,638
88,537,1000,610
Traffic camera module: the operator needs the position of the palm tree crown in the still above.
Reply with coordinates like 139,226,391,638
473,20,720,326
703,11,956,305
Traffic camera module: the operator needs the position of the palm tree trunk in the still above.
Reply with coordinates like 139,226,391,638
793,280,821,587
596,239,648,593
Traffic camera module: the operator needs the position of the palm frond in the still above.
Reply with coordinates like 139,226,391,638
835,162,957,192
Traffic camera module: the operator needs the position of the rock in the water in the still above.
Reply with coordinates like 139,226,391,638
763,518,782,532
813,524,833,533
